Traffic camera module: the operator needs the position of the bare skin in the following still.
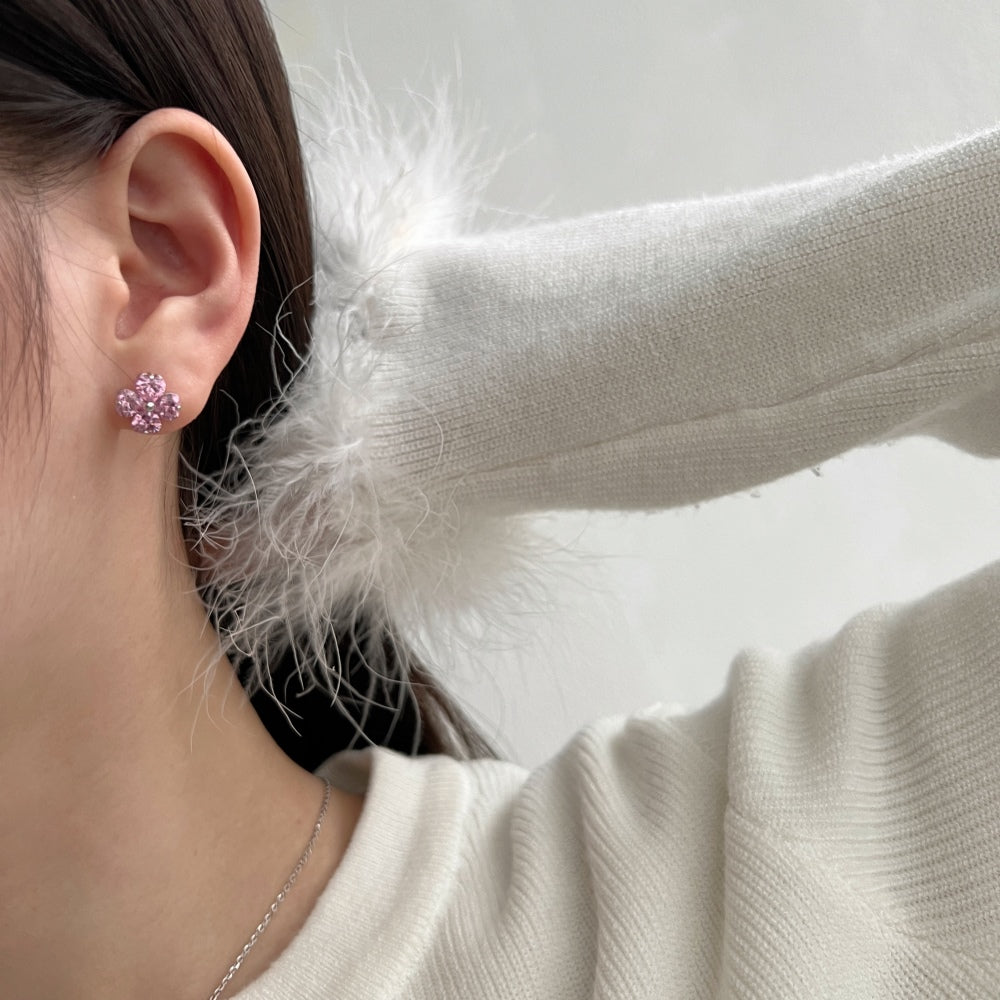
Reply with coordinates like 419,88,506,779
0,110,363,999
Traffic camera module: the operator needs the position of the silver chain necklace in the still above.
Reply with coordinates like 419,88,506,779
207,778,333,1000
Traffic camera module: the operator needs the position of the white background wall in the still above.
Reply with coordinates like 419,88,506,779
270,0,1000,766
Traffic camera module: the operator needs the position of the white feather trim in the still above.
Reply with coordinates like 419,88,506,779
188,59,550,717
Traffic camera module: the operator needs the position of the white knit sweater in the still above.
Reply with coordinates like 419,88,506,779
234,121,1000,998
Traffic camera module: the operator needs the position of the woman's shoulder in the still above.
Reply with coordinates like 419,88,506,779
270,559,1000,998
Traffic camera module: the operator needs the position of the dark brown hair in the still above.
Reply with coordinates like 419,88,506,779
0,0,495,766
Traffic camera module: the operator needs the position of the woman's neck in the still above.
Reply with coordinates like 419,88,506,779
0,508,362,999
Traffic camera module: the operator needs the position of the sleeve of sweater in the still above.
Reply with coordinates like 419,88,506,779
363,122,1000,514
198,114,1000,667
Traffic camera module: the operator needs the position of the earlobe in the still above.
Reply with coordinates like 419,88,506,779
101,108,261,432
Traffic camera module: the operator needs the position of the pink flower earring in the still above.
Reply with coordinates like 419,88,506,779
115,373,181,434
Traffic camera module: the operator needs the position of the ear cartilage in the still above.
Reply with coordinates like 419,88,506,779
115,372,181,435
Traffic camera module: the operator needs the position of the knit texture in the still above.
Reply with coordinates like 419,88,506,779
235,121,1000,998
364,123,1000,513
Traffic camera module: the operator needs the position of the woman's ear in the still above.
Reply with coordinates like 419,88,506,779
97,108,261,429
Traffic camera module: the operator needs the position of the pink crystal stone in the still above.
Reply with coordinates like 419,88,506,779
135,372,166,401
133,410,162,434
115,389,140,419
158,392,181,421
